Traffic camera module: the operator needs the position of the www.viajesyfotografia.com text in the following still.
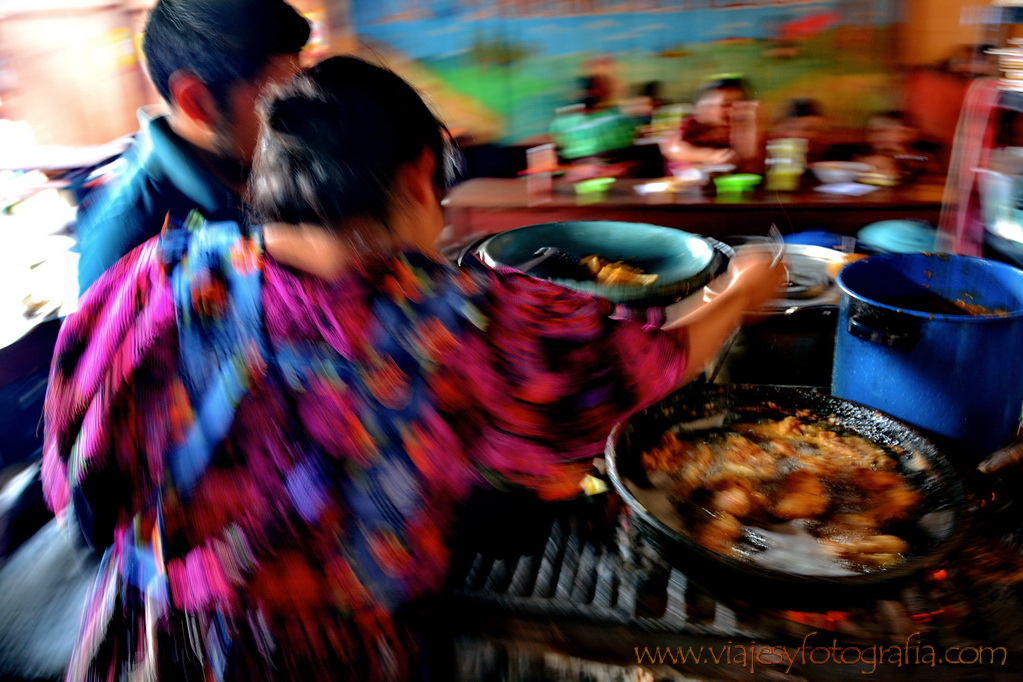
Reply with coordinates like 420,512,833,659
634,632,1007,675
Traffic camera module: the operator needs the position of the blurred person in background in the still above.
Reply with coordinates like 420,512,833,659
640,81,669,117
581,73,616,113
662,76,760,171
618,80,668,128
770,98,827,164
942,43,997,78
854,110,938,179
43,56,785,680
549,73,638,179
73,0,309,293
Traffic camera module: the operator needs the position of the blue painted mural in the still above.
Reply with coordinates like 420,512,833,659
351,0,902,142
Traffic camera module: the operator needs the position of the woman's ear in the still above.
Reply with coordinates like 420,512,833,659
401,148,439,209
168,70,220,130
393,148,445,250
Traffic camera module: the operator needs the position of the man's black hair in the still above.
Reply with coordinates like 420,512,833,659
142,0,310,108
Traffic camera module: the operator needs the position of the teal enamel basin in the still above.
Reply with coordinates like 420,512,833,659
475,221,730,306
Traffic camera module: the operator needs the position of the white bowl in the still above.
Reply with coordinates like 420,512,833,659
669,166,707,186
811,161,874,185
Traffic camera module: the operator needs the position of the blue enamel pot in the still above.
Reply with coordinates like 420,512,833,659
832,253,1023,455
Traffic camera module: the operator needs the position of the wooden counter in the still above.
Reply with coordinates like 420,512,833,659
442,177,946,245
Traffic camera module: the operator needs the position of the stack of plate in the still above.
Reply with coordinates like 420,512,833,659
989,41,1023,89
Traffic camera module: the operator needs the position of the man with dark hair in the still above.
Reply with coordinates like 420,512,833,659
74,0,310,292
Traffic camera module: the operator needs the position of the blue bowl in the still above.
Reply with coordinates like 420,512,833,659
476,221,729,305
857,220,937,254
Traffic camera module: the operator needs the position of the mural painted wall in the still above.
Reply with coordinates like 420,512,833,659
352,0,903,143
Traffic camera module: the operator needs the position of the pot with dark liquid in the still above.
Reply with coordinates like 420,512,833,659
832,253,1023,455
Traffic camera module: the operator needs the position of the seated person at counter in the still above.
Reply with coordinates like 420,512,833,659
42,56,785,680
73,0,309,293
770,98,828,164
662,77,760,171
550,74,639,177
620,80,668,127
855,110,938,178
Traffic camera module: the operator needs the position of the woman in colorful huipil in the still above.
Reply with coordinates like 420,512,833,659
42,57,784,681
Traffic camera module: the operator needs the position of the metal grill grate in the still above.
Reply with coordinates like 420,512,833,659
441,492,1023,681
448,499,765,638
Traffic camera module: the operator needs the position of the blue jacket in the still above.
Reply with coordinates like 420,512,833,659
74,109,245,292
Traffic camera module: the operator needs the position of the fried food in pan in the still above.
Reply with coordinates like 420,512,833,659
642,417,922,573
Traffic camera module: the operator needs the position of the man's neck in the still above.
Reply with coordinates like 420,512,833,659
191,145,249,195
166,113,248,195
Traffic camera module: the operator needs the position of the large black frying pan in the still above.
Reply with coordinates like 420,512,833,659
605,384,968,610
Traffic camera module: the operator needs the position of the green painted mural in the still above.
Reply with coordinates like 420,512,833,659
352,1,902,143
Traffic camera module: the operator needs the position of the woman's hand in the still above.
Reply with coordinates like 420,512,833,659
727,246,789,321
729,100,760,127
701,147,740,166
729,100,760,160
670,246,787,327
662,246,786,383
661,136,738,166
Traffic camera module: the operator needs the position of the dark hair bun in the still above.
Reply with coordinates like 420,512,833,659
266,95,313,134
249,56,459,229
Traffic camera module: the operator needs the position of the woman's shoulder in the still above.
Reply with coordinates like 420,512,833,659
380,251,494,311
366,252,613,336
77,237,169,315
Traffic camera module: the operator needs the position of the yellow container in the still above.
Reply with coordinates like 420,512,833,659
767,167,803,191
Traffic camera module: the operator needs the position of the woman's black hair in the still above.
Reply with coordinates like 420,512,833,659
694,77,751,103
249,56,460,230
782,98,823,120
868,110,917,128
641,81,662,100
580,74,612,111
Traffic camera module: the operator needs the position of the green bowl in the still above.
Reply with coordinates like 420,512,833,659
574,177,616,195
714,173,762,194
